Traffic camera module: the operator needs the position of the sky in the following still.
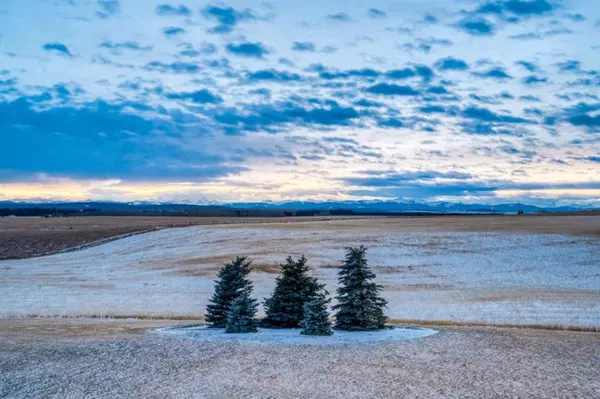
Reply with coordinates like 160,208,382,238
0,0,599,206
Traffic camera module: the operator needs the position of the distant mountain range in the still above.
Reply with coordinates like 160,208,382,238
0,200,594,214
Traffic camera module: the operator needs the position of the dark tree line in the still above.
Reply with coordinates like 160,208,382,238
205,247,387,335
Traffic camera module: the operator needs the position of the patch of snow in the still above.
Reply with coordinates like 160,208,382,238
155,326,438,345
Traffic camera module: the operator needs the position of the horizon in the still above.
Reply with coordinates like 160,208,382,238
1,1,599,207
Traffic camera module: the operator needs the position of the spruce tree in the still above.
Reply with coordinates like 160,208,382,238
205,257,252,328
300,295,333,336
262,255,324,328
225,287,259,333
333,246,387,331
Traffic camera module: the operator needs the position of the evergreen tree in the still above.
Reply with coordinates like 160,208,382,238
225,287,259,333
333,246,387,331
300,295,333,336
262,255,324,328
205,257,252,328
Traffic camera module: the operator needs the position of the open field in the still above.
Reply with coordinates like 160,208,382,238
1,318,599,398
2,215,599,327
0,215,358,260
2,214,599,260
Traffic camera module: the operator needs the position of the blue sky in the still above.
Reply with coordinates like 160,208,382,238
1,0,599,206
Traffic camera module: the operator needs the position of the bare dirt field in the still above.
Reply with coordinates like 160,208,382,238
0,215,354,260
1,318,598,398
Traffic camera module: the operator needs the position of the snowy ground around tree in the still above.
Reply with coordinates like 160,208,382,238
156,325,438,345
1,221,599,326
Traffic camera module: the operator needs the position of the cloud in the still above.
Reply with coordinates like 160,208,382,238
424,13,438,24
43,42,73,57
155,4,191,17
246,69,302,82
165,89,223,104
476,0,556,18
144,61,200,74
292,41,316,52
400,37,453,54
96,0,120,19
177,42,217,57
99,41,152,52
377,118,405,128
522,75,548,85
462,106,531,124
367,8,387,19
213,101,361,134
201,5,256,34
435,57,469,71
226,42,269,58
456,18,495,36
567,114,600,129
473,67,512,80
515,60,540,72
0,96,245,181
365,83,420,96
163,27,186,37
326,12,351,22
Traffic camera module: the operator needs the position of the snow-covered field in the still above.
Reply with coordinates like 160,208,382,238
2,221,599,326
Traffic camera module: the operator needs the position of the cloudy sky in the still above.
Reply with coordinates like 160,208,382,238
1,0,599,206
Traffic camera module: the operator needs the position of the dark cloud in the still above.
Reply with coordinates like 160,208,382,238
144,61,200,74
476,0,556,18
400,37,453,54
473,67,512,80
246,69,302,82
213,101,360,134
43,42,73,57
177,42,217,57
163,27,186,37
462,106,531,124
342,170,474,188
326,12,351,22
292,41,316,52
435,57,469,71
515,60,540,72
567,114,600,129
201,5,256,34
456,18,495,36
155,4,191,17
460,121,529,136
522,75,548,85
99,41,152,52
0,96,245,181
96,0,120,19
226,42,269,58
367,8,387,19
365,83,420,96
519,95,541,102
165,89,223,104
377,118,405,128
424,13,438,24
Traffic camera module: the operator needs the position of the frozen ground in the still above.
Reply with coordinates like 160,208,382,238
156,325,438,345
1,319,599,398
1,220,599,326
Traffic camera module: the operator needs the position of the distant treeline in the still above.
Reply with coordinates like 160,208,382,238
0,208,98,217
